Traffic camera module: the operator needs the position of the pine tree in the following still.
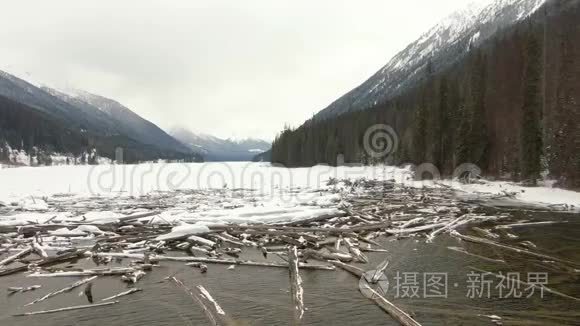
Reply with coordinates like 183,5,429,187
520,33,543,183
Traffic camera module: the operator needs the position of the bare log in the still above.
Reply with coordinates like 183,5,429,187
31,238,48,258
452,232,580,268
447,247,505,264
170,277,220,326
7,285,41,293
288,246,305,324
26,276,98,306
28,267,135,278
385,222,447,235
13,301,119,317
303,249,353,262
118,211,161,224
101,288,142,301
330,260,364,278
368,259,389,284
344,238,368,263
196,285,230,325
360,283,422,326
92,252,335,270
0,246,33,267
0,249,85,277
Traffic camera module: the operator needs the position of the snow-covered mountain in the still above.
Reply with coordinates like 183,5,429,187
0,70,201,163
51,89,192,154
314,0,547,120
170,128,270,161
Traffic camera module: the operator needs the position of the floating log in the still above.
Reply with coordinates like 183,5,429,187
13,301,119,317
31,238,48,258
303,249,353,262
447,246,505,264
427,215,467,241
330,260,364,278
92,253,335,270
288,246,305,324
7,285,41,293
196,285,230,325
331,261,421,326
101,288,142,301
368,259,389,284
275,212,347,226
385,222,447,235
360,283,422,326
453,232,580,268
0,249,85,277
28,267,135,278
496,221,564,229
187,235,216,247
26,276,98,306
170,277,220,326
344,238,368,263
0,246,33,267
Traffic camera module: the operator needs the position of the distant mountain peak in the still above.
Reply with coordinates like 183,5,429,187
169,127,271,161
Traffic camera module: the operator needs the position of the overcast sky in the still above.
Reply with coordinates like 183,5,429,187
1,0,481,141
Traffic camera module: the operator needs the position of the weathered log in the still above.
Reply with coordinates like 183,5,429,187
0,246,33,267
360,283,422,326
330,260,364,278
214,221,392,235
275,211,347,226
92,252,335,270
28,267,135,278
496,221,564,229
427,215,467,241
7,285,41,293
118,211,161,224
13,301,119,317
187,235,216,247
344,238,368,263
385,222,447,235
101,288,142,301
288,246,305,324
447,246,505,264
368,259,389,284
453,232,580,268
26,276,98,306
196,285,230,325
170,277,220,326
278,235,304,247
31,238,48,258
0,249,85,277
303,249,352,263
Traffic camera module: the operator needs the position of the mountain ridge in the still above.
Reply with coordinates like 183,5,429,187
313,0,547,121
0,70,202,164
170,127,270,162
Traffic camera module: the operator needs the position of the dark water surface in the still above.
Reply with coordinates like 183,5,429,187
1,209,579,325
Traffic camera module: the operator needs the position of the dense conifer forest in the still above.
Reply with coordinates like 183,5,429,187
272,0,579,189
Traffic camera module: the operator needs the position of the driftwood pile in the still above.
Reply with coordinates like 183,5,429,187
0,178,576,324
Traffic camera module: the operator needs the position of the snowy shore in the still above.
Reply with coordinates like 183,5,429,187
0,162,578,227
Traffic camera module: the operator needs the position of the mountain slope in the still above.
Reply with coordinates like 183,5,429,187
272,0,580,188
170,128,270,161
53,89,192,154
0,71,202,163
314,0,547,120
